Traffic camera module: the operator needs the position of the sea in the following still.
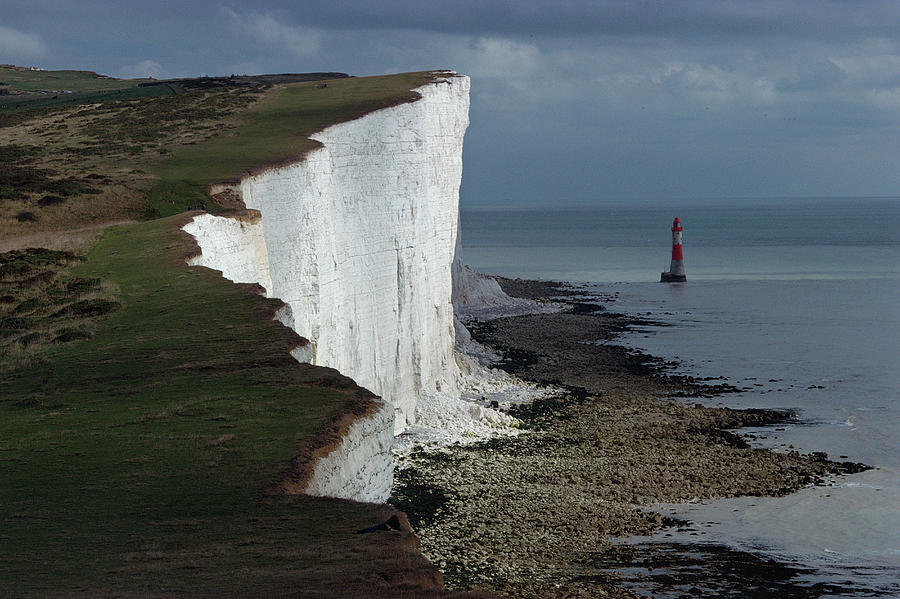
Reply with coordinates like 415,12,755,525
459,197,900,597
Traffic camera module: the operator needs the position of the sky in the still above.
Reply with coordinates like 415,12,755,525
2,0,899,208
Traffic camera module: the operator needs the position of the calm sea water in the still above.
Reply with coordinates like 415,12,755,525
460,197,900,596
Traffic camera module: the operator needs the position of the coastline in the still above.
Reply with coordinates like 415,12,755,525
393,279,869,598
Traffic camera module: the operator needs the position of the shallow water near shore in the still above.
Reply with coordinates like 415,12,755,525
605,279,900,597
460,197,900,596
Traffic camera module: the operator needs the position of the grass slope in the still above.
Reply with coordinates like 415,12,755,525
0,65,161,114
0,84,175,113
1,79,263,240
0,217,455,597
0,65,150,93
0,247,119,365
2,69,442,233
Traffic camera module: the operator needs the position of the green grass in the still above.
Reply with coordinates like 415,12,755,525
146,72,439,216
0,65,150,93
2,69,440,223
0,218,442,597
0,84,175,114
0,247,115,364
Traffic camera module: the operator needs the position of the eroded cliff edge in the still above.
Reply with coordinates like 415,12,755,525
183,74,473,502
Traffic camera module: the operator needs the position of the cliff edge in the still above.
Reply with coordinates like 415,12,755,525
183,74,471,502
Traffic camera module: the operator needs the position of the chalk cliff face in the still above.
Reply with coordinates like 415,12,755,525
241,76,469,434
184,75,470,502
303,402,395,503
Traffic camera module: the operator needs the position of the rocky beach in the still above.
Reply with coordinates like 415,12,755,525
392,279,870,598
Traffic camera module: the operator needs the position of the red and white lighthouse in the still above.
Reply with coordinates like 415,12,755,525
660,217,686,282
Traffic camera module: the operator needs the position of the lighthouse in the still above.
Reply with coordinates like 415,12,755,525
660,217,687,282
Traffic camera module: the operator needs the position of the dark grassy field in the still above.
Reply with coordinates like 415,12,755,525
0,84,176,113
0,247,119,367
0,65,151,93
0,217,464,597
0,64,162,113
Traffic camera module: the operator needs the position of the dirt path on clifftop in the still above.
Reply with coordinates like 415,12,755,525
391,281,866,599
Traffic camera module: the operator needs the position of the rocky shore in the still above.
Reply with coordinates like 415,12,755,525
391,280,868,598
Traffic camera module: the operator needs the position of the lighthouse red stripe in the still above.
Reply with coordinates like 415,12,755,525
672,245,683,260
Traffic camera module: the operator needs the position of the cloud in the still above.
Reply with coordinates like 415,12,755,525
221,7,320,56
775,59,847,93
830,54,900,90
651,62,777,105
200,0,900,45
465,37,540,78
0,25,48,61
437,36,591,107
118,59,165,79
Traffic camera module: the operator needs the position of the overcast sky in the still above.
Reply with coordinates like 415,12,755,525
3,1,899,207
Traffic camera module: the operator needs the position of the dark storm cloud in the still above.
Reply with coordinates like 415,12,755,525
209,0,900,42
7,0,899,41
372,0,884,46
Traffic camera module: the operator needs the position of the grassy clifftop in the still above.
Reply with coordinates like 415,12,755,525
1,67,441,241
1,67,478,597
0,64,152,93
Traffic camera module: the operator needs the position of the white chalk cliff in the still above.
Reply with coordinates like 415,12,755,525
184,74,474,502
